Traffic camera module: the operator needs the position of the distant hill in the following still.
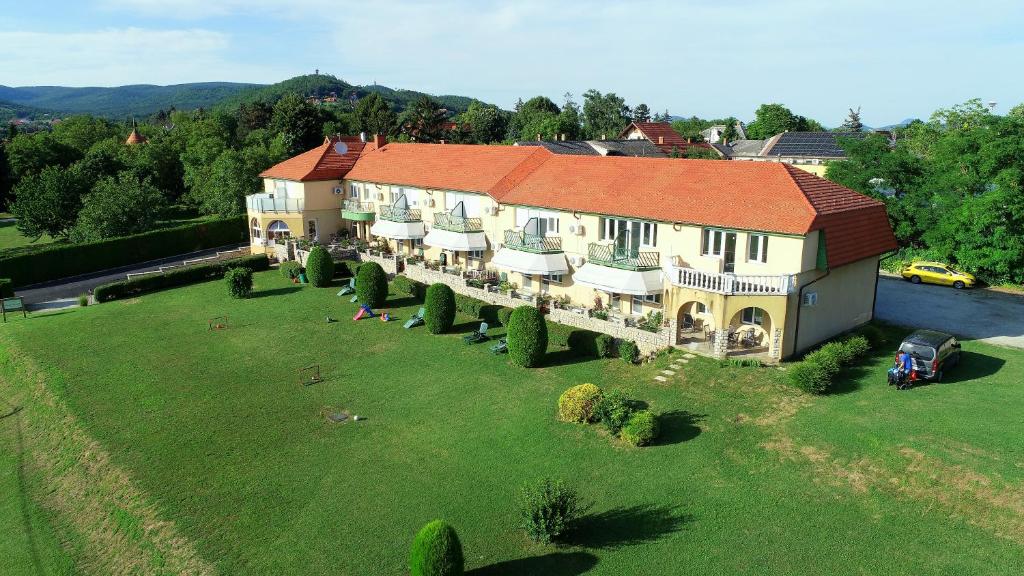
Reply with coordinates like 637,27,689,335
0,99,50,124
0,82,259,118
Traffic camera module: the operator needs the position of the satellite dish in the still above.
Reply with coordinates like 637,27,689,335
334,141,349,155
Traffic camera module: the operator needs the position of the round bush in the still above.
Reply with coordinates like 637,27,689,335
424,283,456,334
619,340,639,364
355,261,389,308
507,306,548,368
409,519,464,576
304,246,335,287
595,334,615,358
620,410,659,446
557,383,603,423
225,267,253,299
497,307,514,326
279,260,301,279
594,389,634,434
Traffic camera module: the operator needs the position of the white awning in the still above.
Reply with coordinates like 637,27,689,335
370,219,425,240
572,263,664,295
423,229,488,251
491,248,569,275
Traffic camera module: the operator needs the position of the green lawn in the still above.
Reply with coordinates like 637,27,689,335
0,219,54,251
1,270,1022,575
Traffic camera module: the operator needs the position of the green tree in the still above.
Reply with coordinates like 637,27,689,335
424,283,455,334
71,171,165,241
355,261,389,308
51,115,120,154
506,306,548,368
271,93,327,155
454,101,508,144
4,132,81,184
10,164,90,239
746,103,823,139
632,103,651,123
400,95,446,143
581,89,631,139
720,117,741,142
355,92,398,137
840,107,864,132
237,101,273,135
408,520,464,576
304,245,335,287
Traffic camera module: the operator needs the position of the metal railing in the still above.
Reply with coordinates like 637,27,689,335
433,212,483,232
671,266,794,295
379,206,422,222
343,200,375,212
503,230,562,253
587,243,660,270
246,196,303,213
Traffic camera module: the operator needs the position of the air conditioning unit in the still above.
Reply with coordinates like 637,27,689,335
333,186,344,195
802,292,818,307
568,224,584,236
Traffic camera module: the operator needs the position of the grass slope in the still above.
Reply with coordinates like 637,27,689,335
1,271,1022,575
0,219,54,251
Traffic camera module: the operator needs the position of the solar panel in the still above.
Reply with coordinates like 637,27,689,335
767,132,865,157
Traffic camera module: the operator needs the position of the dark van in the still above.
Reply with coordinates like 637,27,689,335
898,330,961,381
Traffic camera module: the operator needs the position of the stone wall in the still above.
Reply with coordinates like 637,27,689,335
360,252,398,276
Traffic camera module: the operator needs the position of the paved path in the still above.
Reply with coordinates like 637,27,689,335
15,244,248,310
875,275,1024,349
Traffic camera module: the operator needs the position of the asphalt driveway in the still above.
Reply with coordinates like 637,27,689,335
875,275,1024,349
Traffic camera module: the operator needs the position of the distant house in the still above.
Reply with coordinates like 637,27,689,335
700,122,747,144
515,137,667,157
711,131,866,176
619,122,712,156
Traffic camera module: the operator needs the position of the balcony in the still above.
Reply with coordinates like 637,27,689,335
342,200,375,222
670,266,794,295
586,243,660,270
379,206,422,223
432,213,483,232
247,195,303,214
502,230,562,253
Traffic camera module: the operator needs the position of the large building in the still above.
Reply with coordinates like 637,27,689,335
250,135,896,360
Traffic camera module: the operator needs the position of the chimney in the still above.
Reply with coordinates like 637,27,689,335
439,139,446,145
536,133,542,141
687,137,692,144
560,133,566,141
373,134,386,148
723,137,729,145
600,134,606,141
658,136,664,145
359,131,368,143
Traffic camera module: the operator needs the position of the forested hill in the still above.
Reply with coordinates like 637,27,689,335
217,74,484,113
0,99,48,123
0,82,260,118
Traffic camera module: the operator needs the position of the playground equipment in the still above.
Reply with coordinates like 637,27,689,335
337,278,356,296
463,322,490,344
353,304,375,321
207,315,229,331
299,364,322,386
403,307,426,329
380,311,391,322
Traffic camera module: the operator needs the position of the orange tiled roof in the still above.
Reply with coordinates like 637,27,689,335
620,122,711,155
125,127,147,145
259,136,368,181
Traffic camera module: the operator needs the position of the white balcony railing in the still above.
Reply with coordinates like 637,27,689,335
247,196,304,213
670,266,794,295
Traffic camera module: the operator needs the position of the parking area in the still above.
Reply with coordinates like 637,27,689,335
875,275,1024,349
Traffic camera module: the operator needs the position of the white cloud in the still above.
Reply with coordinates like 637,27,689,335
0,27,279,86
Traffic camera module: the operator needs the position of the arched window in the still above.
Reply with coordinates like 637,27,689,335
267,220,290,240
250,218,262,239
740,307,765,326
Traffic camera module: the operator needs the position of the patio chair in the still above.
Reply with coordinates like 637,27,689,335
681,313,696,333
490,338,508,354
404,307,426,329
742,329,760,349
337,277,356,296
463,322,489,344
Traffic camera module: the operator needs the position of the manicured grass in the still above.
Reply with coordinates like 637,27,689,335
0,219,54,251
1,270,1022,575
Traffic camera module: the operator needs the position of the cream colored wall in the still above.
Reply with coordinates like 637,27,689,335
786,255,880,356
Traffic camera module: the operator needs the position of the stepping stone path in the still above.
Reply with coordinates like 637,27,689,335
654,375,668,382
662,370,675,376
655,352,701,383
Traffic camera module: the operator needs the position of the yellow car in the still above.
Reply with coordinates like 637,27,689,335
900,261,976,289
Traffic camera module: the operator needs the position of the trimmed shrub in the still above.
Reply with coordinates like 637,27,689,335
519,478,588,544
595,334,615,358
279,260,301,279
424,283,456,334
93,254,268,302
478,304,503,325
496,307,514,327
392,275,426,299
409,520,464,576
355,261,388,308
0,215,246,287
0,278,13,298
225,267,253,299
454,294,485,318
557,384,603,423
620,410,659,446
507,306,548,368
77,294,88,307
595,390,635,434
566,329,601,358
789,335,872,394
304,246,335,287
619,340,639,364
855,323,886,349
788,361,834,394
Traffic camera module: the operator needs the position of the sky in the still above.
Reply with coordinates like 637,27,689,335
1,0,1022,127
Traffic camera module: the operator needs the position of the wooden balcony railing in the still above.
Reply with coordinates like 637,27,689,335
671,266,794,295
433,213,483,232
587,243,660,270
503,230,562,253
379,206,422,222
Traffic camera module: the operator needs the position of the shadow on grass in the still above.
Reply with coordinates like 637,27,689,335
567,504,691,549
940,350,1006,384
253,286,303,298
467,551,598,576
825,363,872,395
23,310,75,320
652,410,703,445
543,349,594,368
386,296,422,309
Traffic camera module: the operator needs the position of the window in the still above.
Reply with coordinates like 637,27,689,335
544,273,564,284
307,220,317,240
695,302,707,314
740,307,764,326
631,293,662,315
250,218,261,239
444,191,482,217
702,228,725,256
516,209,560,236
748,234,769,263
412,238,423,248
267,220,290,240
468,249,485,259
348,182,360,198
522,274,533,289
599,218,657,248
274,180,287,196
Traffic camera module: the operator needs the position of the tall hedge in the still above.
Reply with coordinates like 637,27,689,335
304,246,335,287
93,254,268,302
0,278,13,298
507,306,548,368
424,283,456,334
409,520,464,576
0,216,246,287
355,261,388,308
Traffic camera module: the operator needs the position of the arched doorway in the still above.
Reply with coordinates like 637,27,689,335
726,306,772,354
676,300,714,348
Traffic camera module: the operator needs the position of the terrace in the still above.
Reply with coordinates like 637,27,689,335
341,200,375,221
670,266,795,295
246,194,304,214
